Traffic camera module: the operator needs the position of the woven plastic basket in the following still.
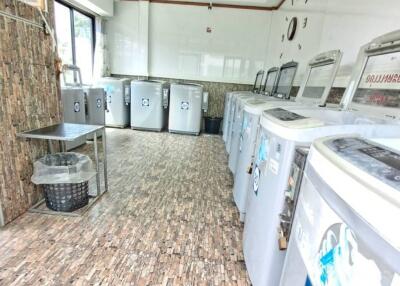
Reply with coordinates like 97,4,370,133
43,182,89,212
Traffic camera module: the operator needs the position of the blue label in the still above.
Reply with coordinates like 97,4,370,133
305,276,313,286
256,134,269,164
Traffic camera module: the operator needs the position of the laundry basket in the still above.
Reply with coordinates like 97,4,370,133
31,153,96,212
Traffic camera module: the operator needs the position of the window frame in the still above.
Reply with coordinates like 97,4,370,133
55,0,96,81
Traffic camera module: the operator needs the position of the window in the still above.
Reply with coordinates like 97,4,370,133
54,1,95,84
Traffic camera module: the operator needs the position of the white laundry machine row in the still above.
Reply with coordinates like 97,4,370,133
227,94,264,171
243,30,400,286
232,50,343,221
95,77,131,128
227,61,299,172
225,91,257,153
280,136,400,286
222,70,266,143
168,83,208,135
225,67,280,153
130,80,169,132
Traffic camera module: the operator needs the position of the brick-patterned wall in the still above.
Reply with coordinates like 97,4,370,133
0,0,61,225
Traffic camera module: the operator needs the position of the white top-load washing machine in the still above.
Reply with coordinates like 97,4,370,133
61,65,87,150
95,77,131,128
223,70,265,143
168,83,208,135
130,80,169,131
243,30,400,286
232,50,343,221
227,62,299,172
279,136,400,286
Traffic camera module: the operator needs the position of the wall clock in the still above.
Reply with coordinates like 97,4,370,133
287,17,298,41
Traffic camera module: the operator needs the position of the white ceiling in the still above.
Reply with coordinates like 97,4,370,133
162,0,283,8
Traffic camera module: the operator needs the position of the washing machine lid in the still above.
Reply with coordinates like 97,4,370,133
243,98,276,114
272,61,298,100
261,67,279,96
96,77,130,84
82,86,104,93
341,30,400,122
132,79,165,85
261,107,325,129
227,90,252,97
252,70,265,93
236,93,258,103
243,97,297,114
309,135,400,252
172,82,203,88
295,50,343,106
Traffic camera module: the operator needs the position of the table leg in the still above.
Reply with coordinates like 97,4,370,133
59,141,66,152
102,128,108,193
94,133,101,196
48,140,54,154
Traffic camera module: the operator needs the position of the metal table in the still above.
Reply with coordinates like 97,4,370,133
17,123,108,216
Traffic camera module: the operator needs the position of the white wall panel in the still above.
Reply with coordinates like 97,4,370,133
149,4,272,84
106,0,400,87
272,0,400,87
266,10,325,86
107,1,149,76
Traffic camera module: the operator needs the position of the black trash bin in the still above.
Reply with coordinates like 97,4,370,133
31,152,95,212
204,117,223,134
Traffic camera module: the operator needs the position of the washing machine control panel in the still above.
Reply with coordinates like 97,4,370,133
326,138,400,190
265,108,307,121
279,148,309,249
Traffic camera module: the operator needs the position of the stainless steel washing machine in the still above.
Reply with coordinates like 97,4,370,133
95,77,131,128
130,80,169,131
84,86,106,138
61,87,86,150
61,65,87,150
168,83,208,135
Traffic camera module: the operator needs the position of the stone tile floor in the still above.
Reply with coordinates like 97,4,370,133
0,129,249,285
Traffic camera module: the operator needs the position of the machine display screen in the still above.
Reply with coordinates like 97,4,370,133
302,63,335,99
359,146,400,171
265,108,307,121
353,51,400,108
275,67,297,98
264,71,278,94
327,138,400,189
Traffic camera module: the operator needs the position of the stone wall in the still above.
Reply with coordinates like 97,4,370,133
149,77,253,118
0,0,61,225
112,74,254,118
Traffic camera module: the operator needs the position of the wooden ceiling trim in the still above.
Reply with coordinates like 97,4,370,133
123,0,287,11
